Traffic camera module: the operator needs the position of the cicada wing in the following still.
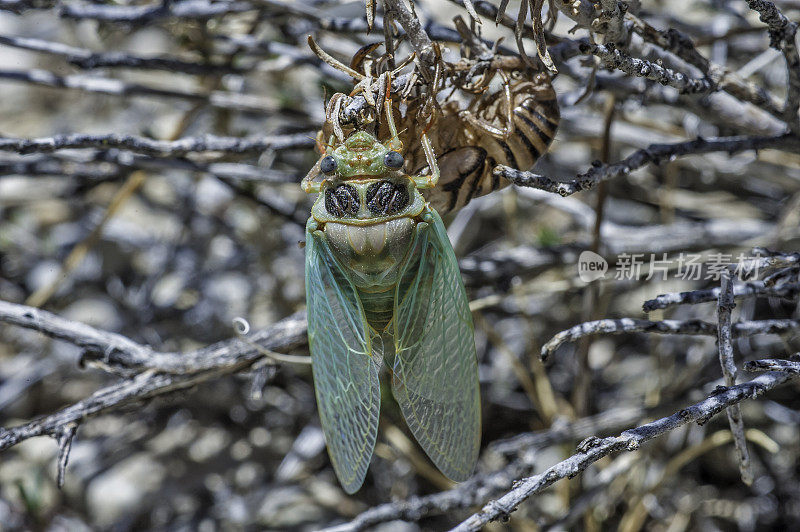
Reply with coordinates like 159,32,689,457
306,223,380,494
391,209,481,481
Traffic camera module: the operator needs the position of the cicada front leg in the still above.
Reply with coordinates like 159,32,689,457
301,160,326,194
381,86,440,190
458,70,516,140
413,131,440,190
302,130,338,194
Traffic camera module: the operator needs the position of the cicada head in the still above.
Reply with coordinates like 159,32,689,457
318,130,406,181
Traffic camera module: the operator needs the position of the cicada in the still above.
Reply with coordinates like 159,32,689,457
302,96,481,493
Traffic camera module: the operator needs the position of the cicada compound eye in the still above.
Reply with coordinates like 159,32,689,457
320,155,337,174
384,151,404,169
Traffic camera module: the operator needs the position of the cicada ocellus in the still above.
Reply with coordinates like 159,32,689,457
302,97,480,494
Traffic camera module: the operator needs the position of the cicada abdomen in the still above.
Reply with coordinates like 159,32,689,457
406,72,560,215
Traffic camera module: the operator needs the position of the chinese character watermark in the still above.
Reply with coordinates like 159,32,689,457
577,252,763,282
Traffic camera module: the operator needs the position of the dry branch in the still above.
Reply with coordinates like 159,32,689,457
745,0,800,132
541,318,800,359
586,42,713,93
0,133,314,157
0,68,280,114
497,133,800,196
0,304,307,457
0,34,244,75
717,271,753,485
643,281,800,311
452,368,800,531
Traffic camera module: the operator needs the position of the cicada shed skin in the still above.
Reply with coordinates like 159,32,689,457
409,72,560,215
302,110,481,494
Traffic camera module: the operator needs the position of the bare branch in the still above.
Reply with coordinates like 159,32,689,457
745,0,800,132
497,133,800,196
0,300,308,374
745,357,800,373
55,423,78,489
59,0,255,23
384,0,436,68
0,151,299,185
0,311,308,455
585,42,713,93
322,454,536,532
452,369,799,531
0,68,280,114
490,407,646,456
595,0,628,45
717,271,753,485
0,34,244,75
0,300,156,369
541,318,800,359
643,281,800,311
0,132,314,157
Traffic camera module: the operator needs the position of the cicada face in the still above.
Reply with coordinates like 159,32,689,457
310,131,426,290
303,129,481,494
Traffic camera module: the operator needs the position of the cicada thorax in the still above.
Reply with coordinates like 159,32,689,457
307,125,432,338
404,72,560,214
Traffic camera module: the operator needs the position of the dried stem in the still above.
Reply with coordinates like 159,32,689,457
452,368,799,531
716,270,753,485
0,133,314,157
541,317,800,360
497,133,800,196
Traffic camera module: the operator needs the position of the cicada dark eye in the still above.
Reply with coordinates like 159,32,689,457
320,155,337,174
384,151,404,169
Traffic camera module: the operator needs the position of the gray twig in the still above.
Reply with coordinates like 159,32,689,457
745,0,800,132
383,0,436,68
745,357,800,373
541,317,800,359
497,133,800,196
0,300,307,375
643,281,800,311
585,42,714,93
59,0,254,23
717,270,753,485
322,453,537,532
0,133,314,157
0,68,280,114
0,310,308,457
451,369,799,531
55,423,78,489
0,34,244,75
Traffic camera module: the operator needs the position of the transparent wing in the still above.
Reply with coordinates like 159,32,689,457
391,208,481,481
306,223,380,493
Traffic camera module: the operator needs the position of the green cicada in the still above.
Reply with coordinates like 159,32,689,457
301,101,481,493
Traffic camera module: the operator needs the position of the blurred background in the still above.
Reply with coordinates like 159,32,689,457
1,0,800,530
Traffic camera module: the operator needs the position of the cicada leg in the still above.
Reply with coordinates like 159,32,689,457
459,70,516,140
325,93,349,142
381,74,404,153
302,132,337,194
378,69,439,190
413,130,440,190
301,159,327,193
